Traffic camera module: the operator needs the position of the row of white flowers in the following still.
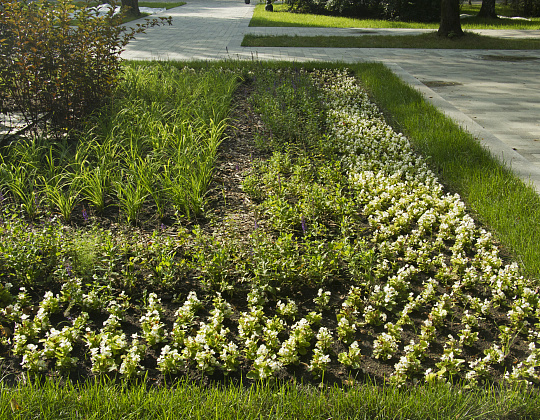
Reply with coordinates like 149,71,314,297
313,69,540,386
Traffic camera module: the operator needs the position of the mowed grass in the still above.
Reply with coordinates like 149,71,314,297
242,32,540,49
250,3,540,29
2,377,540,420
250,4,435,28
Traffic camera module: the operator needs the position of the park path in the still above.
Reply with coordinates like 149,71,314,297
122,0,540,192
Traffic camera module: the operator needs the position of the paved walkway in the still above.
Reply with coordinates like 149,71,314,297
122,0,540,192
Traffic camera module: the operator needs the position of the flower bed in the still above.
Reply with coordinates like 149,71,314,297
0,66,538,387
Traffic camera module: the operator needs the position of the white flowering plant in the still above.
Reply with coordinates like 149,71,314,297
140,292,167,347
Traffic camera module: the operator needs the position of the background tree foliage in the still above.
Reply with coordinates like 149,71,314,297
285,0,441,22
284,0,539,21
511,0,540,16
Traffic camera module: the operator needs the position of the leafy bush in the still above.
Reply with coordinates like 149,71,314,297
381,0,440,21
286,0,377,16
324,0,383,17
0,0,171,139
0,215,64,288
286,0,322,14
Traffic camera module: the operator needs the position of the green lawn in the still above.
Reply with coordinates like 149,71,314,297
242,32,540,49
250,3,540,29
250,4,435,28
2,378,540,419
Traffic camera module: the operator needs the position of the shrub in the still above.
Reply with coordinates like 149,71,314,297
381,0,440,21
325,0,383,17
286,0,372,16
285,0,322,14
285,0,440,22
0,0,171,139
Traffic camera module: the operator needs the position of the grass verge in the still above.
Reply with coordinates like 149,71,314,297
242,32,540,49
1,377,540,419
250,3,540,29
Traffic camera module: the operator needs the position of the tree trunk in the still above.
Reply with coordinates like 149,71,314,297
121,0,141,17
438,0,464,37
477,0,498,18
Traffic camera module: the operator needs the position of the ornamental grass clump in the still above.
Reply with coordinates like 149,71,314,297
0,64,237,223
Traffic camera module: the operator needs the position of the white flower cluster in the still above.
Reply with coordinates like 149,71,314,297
338,341,362,370
276,299,298,319
178,293,236,375
466,343,504,385
13,291,66,372
373,323,402,360
85,297,145,376
390,338,428,386
249,344,282,380
432,336,466,381
40,313,88,372
278,318,314,365
243,288,286,379
170,291,202,347
119,335,147,379
86,313,128,374
158,293,240,376
140,292,167,346
313,288,331,311
308,327,333,378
